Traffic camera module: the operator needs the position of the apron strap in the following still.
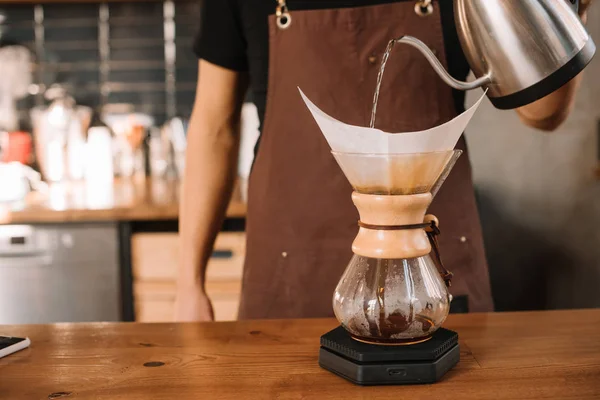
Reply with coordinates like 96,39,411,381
276,0,434,31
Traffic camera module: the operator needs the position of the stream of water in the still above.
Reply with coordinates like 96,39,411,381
370,37,403,129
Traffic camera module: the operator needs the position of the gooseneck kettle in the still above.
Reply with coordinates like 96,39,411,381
402,0,595,109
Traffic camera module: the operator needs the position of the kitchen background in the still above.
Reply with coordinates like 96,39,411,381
0,0,254,325
0,0,598,325
5,1,200,125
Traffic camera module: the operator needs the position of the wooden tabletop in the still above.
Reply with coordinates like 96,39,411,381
1,309,599,399
0,178,246,224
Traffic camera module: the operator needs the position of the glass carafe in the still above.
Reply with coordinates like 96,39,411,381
334,255,450,344
331,150,461,344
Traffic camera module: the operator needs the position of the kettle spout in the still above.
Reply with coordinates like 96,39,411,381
396,36,491,91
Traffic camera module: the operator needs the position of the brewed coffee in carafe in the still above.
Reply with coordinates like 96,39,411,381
335,256,448,344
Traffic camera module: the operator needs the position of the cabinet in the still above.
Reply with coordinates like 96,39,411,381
131,232,245,321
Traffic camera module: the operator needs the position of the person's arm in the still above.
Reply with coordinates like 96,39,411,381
515,75,583,132
515,1,591,131
175,60,248,321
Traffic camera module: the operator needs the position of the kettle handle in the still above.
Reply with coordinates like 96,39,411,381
568,0,579,13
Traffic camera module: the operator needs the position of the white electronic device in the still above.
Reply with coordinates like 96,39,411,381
0,336,30,358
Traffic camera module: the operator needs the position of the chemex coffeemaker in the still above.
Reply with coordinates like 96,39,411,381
318,150,462,385
299,82,484,385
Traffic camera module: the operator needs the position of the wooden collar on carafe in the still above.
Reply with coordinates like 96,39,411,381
351,191,436,259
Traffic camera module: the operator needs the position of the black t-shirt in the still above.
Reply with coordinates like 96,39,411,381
194,0,469,132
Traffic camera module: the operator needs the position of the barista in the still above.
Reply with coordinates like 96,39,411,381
175,0,592,321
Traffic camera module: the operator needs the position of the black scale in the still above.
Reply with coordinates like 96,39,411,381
319,326,459,385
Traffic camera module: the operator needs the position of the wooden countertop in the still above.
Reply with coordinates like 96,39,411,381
0,178,246,224
1,309,599,399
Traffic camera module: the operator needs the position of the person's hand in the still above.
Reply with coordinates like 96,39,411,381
174,284,214,322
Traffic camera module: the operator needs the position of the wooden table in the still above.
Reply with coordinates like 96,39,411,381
1,310,599,399
0,178,246,224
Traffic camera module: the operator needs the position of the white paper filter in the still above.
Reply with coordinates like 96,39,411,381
298,87,486,154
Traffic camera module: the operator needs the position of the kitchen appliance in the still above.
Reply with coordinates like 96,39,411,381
0,44,32,131
85,126,114,185
0,162,45,203
30,86,92,182
318,150,461,385
148,127,168,178
103,110,153,178
402,0,595,109
0,223,121,324
161,116,187,178
84,126,115,208
0,131,32,164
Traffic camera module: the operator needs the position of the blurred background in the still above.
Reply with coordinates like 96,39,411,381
0,0,598,325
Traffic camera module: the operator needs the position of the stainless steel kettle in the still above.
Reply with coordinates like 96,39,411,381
400,0,595,109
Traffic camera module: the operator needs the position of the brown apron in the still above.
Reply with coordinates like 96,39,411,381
239,0,494,319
